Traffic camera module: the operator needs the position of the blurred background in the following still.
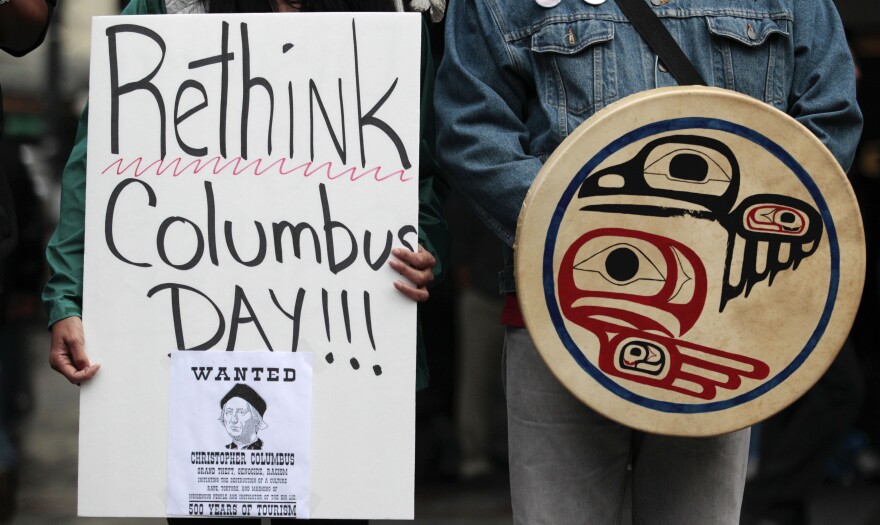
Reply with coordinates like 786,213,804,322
1,1,879,523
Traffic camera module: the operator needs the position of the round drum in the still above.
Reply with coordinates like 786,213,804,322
515,86,865,436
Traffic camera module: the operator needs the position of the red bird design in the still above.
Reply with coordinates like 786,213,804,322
558,228,770,400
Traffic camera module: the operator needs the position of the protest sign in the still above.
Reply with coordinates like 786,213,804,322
79,13,421,518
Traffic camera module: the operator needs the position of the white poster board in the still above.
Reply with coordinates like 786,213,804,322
80,13,421,518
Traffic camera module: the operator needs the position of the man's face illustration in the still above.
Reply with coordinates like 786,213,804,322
222,397,256,439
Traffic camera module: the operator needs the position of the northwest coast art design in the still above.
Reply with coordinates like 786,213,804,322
558,135,823,400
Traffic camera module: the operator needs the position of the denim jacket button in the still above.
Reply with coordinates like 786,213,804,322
583,0,606,5
651,0,662,5
658,60,668,73
535,0,561,7
747,23,758,40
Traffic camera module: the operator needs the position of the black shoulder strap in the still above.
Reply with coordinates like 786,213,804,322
614,0,706,86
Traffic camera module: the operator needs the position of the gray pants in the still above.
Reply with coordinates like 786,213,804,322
503,327,749,525
455,289,505,476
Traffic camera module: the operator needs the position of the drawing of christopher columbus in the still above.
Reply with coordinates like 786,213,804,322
220,384,267,450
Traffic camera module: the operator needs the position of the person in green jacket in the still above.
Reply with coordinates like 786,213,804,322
43,2,447,524
42,6,446,522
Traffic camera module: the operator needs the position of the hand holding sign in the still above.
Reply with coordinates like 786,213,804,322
48,316,100,385
390,243,436,302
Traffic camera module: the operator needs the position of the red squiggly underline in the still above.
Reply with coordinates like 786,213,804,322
101,156,412,182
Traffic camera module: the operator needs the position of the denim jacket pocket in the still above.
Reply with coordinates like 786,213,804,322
530,19,616,122
707,15,791,108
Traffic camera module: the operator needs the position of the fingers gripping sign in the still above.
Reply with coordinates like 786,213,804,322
389,243,436,302
49,316,100,385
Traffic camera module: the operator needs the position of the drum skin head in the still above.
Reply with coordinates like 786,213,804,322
515,86,865,436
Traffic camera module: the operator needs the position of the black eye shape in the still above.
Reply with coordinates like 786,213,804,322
573,242,664,287
779,212,796,224
641,145,733,197
743,203,809,236
668,153,709,182
618,340,667,377
605,247,640,282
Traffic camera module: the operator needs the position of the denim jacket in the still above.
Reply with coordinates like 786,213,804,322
434,0,862,293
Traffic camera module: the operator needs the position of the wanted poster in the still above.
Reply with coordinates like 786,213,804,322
167,351,313,519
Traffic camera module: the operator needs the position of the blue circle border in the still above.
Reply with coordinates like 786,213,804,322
542,117,840,413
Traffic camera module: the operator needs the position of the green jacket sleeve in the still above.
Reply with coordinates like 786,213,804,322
42,106,88,326
41,0,166,327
